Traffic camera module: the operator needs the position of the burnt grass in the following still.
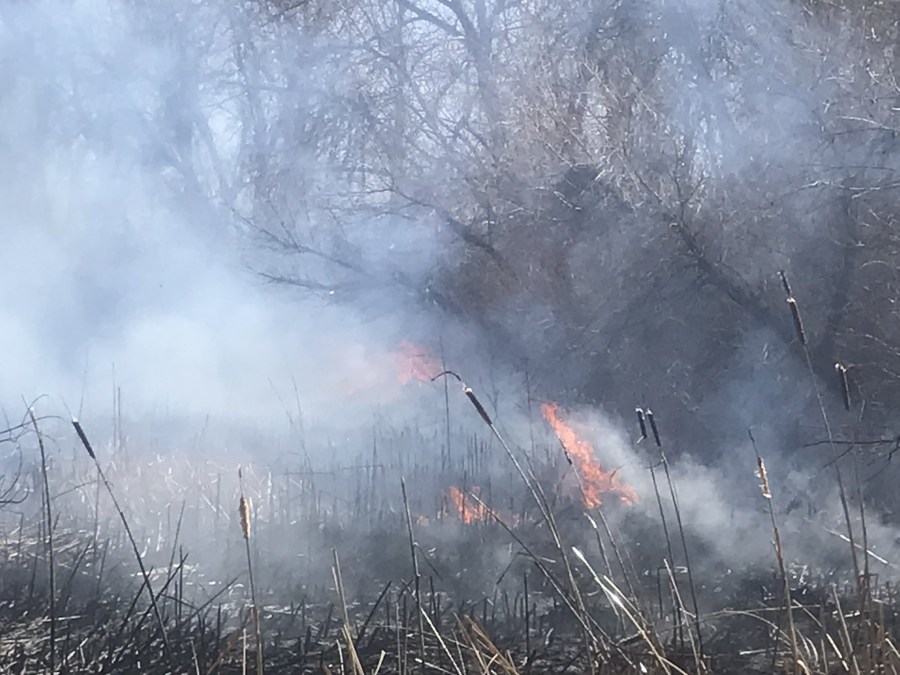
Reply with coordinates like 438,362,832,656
0,421,898,674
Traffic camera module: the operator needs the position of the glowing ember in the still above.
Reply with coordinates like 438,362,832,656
540,402,639,507
447,486,498,524
394,341,442,384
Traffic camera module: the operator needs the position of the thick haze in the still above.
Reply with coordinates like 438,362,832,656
0,1,457,432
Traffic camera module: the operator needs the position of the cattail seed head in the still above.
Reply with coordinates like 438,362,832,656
778,270,793,298
835,363,851,411
756,457,771,499
646,409,662,447
239,495,251,540
72,419,97,460
786,297,807,345
636,408,648,440
464,386,493,426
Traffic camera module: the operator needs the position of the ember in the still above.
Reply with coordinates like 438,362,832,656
446,486,499,524
541,402,639,507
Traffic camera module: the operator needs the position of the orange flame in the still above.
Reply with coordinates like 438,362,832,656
394,341,442,384
447,486,498,524
540,403,638,507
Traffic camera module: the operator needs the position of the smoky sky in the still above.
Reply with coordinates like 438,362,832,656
0,0,861,425
0,1,453,430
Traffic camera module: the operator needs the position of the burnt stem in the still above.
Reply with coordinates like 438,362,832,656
71,418,173,669
433,372,606,669
29,409,55,673
643,411,703,656
400,478,427,675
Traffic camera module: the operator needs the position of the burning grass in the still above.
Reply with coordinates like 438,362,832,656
446,486,500,524
541,402,639,508
0,407,896,675
1,319,898,673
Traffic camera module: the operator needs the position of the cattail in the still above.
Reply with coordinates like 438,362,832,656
835,363,851,411
635,408,648,440
239,495,251,540
71,418,173,667
778,270,793,298
756,457,771,499
646,409,662,447
72,419,96,460
464,386,493,426
786,297,807,345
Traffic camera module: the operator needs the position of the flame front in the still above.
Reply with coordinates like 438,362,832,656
447,486,498,524
540,402,639,507
394,341,442,384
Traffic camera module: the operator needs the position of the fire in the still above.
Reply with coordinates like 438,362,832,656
394,341,442,384
540,402,639,507
447,486,498,524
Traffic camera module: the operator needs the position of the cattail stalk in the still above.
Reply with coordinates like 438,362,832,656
29,409,55,672
643,410,702,654
333,549,365,675
238,470,263,675
400,479,426,675
750,433,801,674
779,274,863,600
433,370,605,670
72,419,172,668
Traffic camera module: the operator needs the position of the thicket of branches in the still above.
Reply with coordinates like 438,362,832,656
245,0,900,449
11,0,899,453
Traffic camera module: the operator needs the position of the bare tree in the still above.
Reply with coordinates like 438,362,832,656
47,0,897,449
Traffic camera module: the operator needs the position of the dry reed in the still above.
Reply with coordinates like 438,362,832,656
238,470,263,675
29,408,56,672
750,432,801,675
71,418,173,669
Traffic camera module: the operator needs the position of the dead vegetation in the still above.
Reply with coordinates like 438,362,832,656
0,387,897,674
0,274,894,674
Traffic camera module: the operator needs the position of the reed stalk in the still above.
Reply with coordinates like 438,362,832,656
238,469,263,675
29,408,55,672
750,431,801,675
71,418,173,669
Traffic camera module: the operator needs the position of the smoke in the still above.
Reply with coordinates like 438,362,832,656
0,1,456,435
535,404,900,581
0,0,898,611
0,0,881,434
